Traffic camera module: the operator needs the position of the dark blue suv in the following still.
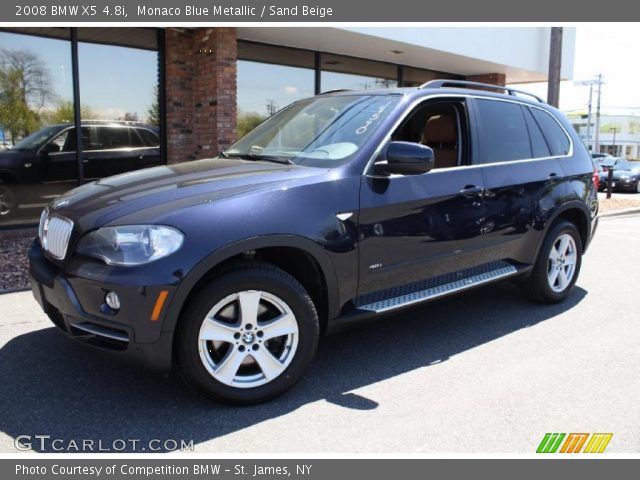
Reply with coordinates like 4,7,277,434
29,80,599,404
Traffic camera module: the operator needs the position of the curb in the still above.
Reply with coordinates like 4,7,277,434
599,207,640,218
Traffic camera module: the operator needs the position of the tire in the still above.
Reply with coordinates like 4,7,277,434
0,178,16,218
176,262,319,405
522,220,582,304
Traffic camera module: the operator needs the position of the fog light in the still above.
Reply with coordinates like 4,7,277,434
105,291,121,310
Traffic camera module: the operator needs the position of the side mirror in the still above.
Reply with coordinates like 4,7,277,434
41,143,60,154
375,141,434,176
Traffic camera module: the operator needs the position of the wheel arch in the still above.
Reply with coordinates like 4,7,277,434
162,235,340,336
539,202,592,256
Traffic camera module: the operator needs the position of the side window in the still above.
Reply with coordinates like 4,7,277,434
51,130,70,150
59,127,92,152
391,100,466,169
523,107,551,158
97,127,131,149
529,108,571,156
475,99,531,163
137,128,159,147
128,128,145,147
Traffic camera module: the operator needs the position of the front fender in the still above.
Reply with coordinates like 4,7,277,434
160,234,340,334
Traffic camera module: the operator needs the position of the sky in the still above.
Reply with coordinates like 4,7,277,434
0,31,157,120
510,24,640,116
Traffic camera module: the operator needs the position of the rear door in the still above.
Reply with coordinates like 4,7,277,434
85,126,141,179
471,98,567,264
134,127,162,168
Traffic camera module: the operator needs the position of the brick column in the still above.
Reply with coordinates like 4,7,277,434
165,28,237,164
466,73,506,87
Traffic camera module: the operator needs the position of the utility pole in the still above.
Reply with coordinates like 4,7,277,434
547,27,563,107
594,74,603,154
585,83,593,151
612,127,617,155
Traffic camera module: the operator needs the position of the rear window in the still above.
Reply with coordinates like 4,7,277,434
529,108,571,156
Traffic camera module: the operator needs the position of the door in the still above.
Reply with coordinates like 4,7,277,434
471,98,566,264
41,127,88,182
85,126,142,179
357,98,489,296
134,127,162,168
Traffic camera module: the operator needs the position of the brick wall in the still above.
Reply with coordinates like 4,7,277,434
165,28,237,164
465,73,506,87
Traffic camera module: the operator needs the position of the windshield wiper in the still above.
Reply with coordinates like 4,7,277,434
226,153,295,165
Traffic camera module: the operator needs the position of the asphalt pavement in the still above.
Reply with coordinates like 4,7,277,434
0,215,638,453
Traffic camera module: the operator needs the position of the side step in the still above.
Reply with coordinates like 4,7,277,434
357,261,519,313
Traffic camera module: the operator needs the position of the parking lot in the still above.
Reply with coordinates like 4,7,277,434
0,214,638,453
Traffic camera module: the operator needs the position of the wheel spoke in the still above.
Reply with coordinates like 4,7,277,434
558,235,570,256
238,291,261,326
251,347,285,381
548,266,560,287
557,268,569,290
259,313,297,341
565,253,577,266
214,348,246,385
200,318,237,343
549,246,560,261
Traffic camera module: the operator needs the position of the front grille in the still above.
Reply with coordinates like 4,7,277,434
39,210,74,260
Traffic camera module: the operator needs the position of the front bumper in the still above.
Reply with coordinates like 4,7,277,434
28,241,175,372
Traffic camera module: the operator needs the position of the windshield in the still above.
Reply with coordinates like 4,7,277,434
12,125,66,151
225,95,400,167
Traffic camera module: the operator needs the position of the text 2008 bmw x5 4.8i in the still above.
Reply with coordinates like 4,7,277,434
30,80,599,404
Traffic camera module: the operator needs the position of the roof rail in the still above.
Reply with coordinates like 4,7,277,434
319,89,352,95
79,119,152,126
419,79,545,103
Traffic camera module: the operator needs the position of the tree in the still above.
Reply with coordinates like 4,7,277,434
42,100,95,125
146,84,160,126
0,67,39,143
237,110,266,138
124,112,139,122
0,48,55,110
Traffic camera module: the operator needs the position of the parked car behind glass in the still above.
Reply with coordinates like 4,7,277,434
0,121,160,221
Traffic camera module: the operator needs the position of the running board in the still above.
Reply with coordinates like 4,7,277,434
357,262,519,313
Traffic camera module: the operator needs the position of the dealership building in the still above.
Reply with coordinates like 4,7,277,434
0,27,575,227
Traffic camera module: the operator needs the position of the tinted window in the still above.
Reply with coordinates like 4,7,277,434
523,107,551,158
97,127,131,149
137,128,159,147
58,127,93,151
529,108,570,156
476,99,531,163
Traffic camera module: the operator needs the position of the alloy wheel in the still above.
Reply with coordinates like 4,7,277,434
197,290,299,388
547,233,577,293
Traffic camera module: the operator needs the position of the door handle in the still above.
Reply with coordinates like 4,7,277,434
82,158,89,164
459,185,484,198
547,172,559,181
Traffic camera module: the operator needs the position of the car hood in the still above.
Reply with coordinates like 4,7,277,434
48,157,326,227
0,148,34,164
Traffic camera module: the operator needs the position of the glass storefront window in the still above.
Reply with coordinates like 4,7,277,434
237,42,316,138
237,60,314,137
321,53,397,91
0,28,160,227
0,29,74,226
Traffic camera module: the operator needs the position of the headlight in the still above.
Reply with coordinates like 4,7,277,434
76,225,184,266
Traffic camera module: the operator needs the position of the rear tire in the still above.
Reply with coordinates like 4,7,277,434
522,221,582,304
176,263,319,405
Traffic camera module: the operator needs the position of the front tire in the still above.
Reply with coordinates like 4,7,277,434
522,221,582,304
176,263,319,405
